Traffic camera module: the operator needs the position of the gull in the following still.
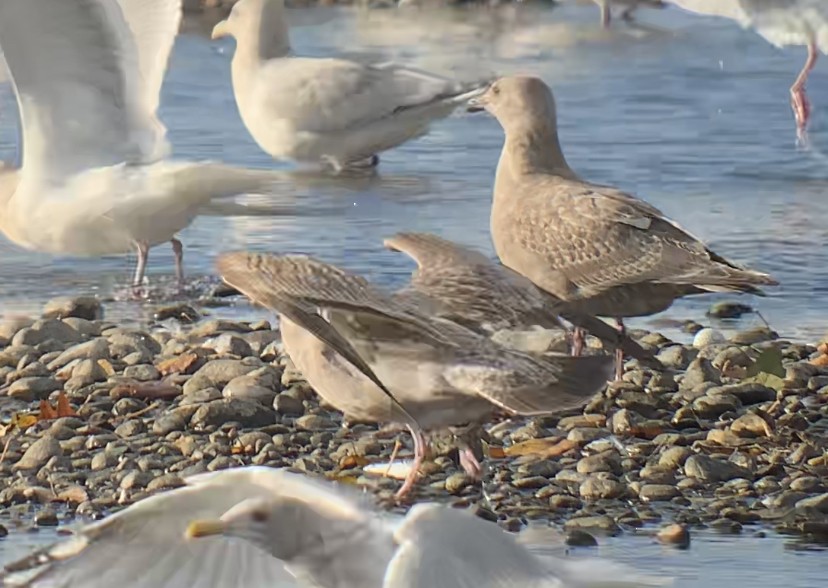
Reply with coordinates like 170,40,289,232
667,0,828,145
0,0,295,295
584,0,666,28
210,0,489,172
470,75,778,380
384,231,662,364
0,467,672,588
216,251,614,498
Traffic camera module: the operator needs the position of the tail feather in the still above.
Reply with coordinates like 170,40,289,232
502,355,614,415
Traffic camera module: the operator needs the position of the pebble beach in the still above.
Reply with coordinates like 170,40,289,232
1,292,827,552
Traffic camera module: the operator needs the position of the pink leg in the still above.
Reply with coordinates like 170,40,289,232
599,1,611,28
132,242,149,299
459,447,483,480
171,238,185,293
791,39,818,145
614,317,625,381
395,425,426,500
571,327,586,357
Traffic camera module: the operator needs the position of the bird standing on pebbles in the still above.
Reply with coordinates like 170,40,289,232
470,75,778,380
216,250,614,499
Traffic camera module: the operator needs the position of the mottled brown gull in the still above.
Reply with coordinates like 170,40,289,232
0,0,295,295
0,467,672,588
210,0,489,172
216,251,613,498
471,75,778,379
384,231,660,364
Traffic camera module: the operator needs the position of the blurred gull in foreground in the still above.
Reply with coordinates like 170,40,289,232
0,467,672,588
210,0,489,172
0,0,296,296
667,0,828,145
470,75,778,380
216,250,615,498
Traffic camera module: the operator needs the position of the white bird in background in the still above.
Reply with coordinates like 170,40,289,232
210,0,490,172
587,0,666,28
0,0,294,296
667,0,828,145
0,467,673,588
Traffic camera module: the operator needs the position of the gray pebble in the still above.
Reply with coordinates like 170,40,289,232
15,436,62,470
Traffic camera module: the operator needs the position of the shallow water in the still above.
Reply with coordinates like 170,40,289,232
0,4,827,582
1,4,827,343
0,521,824,587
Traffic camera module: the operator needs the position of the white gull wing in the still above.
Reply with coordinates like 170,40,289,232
114,0,183,160
384,504,673,588
0,468,312,588
0,0,162,182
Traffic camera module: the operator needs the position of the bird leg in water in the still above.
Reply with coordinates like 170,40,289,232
395,425,427,501
791,39,818,146
171,238,185,292
570,326,586,357
131,241,150,299
614,317,626,381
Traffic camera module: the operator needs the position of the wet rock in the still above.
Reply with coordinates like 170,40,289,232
708,301,753,319
152,412,189,435
444,473,469,494
706,383,775,406
120,471,153,490
13,319,82,347
681,357,721,390
48,338,110,370
730,413,770,438
794,493,828,514
192,359,260,388
15,436,63,470
658,447,693,470
579,476,625,500
684,454,752,483
730,327,777,345
657,523,690,548
191,398,276,429
566,530,598,547
72,359,108,384
639,484,680,502
205,333,254,357
295,414,335,431
123,364,161,382
576,452,622,476
147,474,185,492
657,345,697,370
8,376,63,401
273,393,305,416
42,296,103,321
563,515,620,535
154,304,201,323
34,508,59,527
692,393,740,418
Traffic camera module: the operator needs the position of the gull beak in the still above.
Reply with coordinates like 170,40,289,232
211,20,229,40
185,519,227,539
466,97,486,113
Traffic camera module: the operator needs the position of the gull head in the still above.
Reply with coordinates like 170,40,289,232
467,76,558,133
212,0,290,58
185,496,310,561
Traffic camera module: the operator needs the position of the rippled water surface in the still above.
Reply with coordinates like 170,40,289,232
0,4,827,583
1,4,827,342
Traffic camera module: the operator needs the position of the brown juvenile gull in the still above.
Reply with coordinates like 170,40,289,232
216,251,614,498
0,467,672,588
470,75,778,380
210,0,489,172
383,231,660,364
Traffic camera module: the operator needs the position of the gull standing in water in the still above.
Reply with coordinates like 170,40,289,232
667,0,828,145
470,75,778,380
210,0,489,172
0,0,295,295
217,251,614,498
0,467,672,588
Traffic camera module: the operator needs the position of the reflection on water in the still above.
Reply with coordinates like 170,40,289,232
0,4,827,344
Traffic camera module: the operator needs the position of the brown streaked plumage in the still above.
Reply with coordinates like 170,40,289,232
472,75,778,379
384,231,662,367
216,251,614,498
